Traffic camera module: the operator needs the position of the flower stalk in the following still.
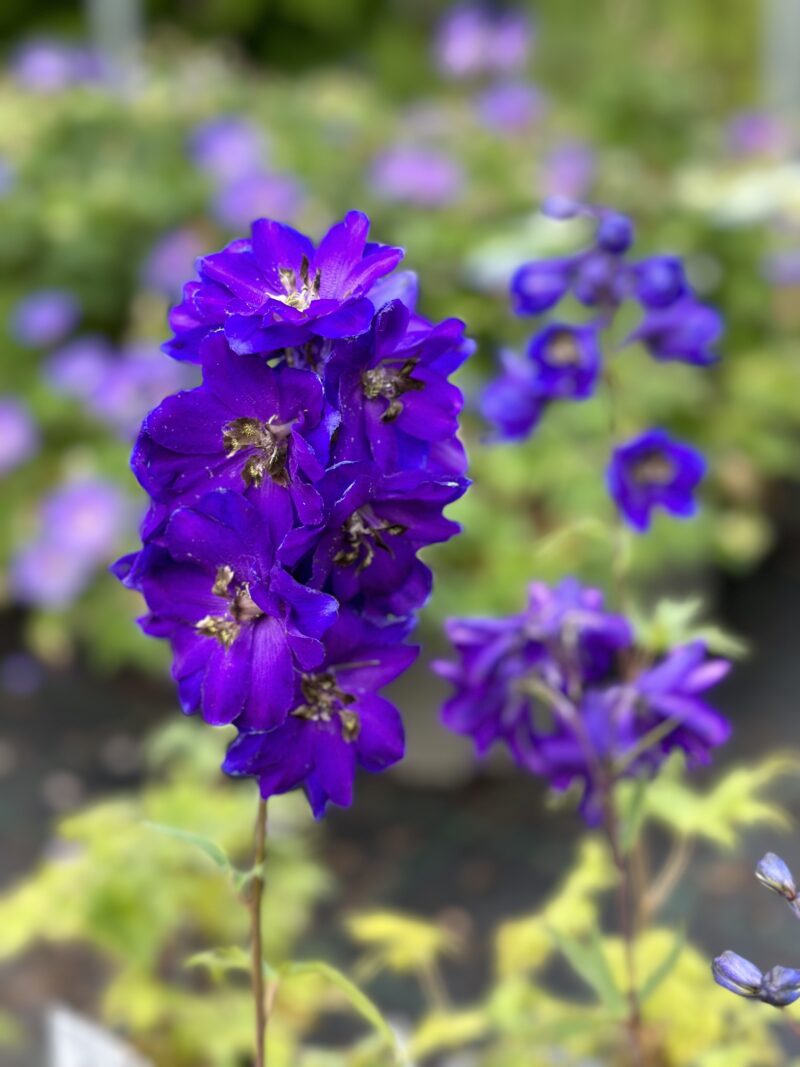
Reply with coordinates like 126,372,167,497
250,796,268,1067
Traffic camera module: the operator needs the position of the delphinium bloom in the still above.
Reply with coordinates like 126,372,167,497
726,110,790,160
188,117,269,185
369,147,464,209
116,211,470,816
434,4,532,79
434,578,731,823
10,290,80,348
10,37,103,93
714,853,800,1009
474,81,545,135
538,141,596,203
212,172,305,232
11,479,127,608
607,429,706,532
482,203,722,532
0,397,39,475
142,228,207,298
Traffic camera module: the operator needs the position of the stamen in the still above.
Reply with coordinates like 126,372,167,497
292,672,360,742
632,450,675,486
195,613,239,649
222,416,292,488
361,358,425,423
545,331,581,367
333,509,407,571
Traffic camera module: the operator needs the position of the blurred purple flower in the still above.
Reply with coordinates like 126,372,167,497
10,290,80,348
726,110,790,159
10,540,91,608
188,116,269,184
763,250,800,287
41,479,128,559
434,5,532,79
608,429,706,532
370,147,464,208
10,37,102,93
88,343,197,439
45,335,115,400
0,396,39,475
212,172,305,231
539,141,596,202
142,228,207,297
475,81,545,133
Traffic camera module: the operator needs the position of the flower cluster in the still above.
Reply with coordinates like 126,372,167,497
434,4,532,80
434,578,731,823
115,211,472,816
482,204,722,532
714,852,800,1008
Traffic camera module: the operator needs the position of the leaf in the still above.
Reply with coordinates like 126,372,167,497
347,911,459,974
633,597,748,658
143,821,231,872
639,927,685,1004
281,960,396,1049
185,946,252,983
547,927,626,1016
618,778,648,855
409,1009,489,1059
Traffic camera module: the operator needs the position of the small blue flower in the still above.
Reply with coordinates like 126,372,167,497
596,212,634,254
633,256,687,308
756,852,797,902
510,259,574,316
761,966,800,1007
607,429,706,533
712,951,763,998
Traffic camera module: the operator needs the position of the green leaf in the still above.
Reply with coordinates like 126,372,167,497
618,777,648,855
548,927,627,1016
143,821,231,872
639,927,686,1004
185,946,252,983
281,960,396,1049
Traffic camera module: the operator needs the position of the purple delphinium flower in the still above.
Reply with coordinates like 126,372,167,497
116,210,471,815
527,323,601,400
142,228,207,298
10,37,102,93
436,580,731,823
608,429,706,532
539,141,596,202
188,116,269,184
480,350,544,441
115,489,338,729
756,853,799,908
369,148,464,209
726,110,790,160
222,611,415,817
165,211,404,362
10,290,80,348
475,81,545,134
713,952,800,1008
0,397,39,475
10,540,93,608
41,479,128,559
212,173,305,232
628,298,723,365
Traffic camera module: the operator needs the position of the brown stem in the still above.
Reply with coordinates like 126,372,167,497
250,796,268,1067
603,786,646,1067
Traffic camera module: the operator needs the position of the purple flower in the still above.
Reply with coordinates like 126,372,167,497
10,37,102,93
527,323,602,400
474,81,545,134
511,258,575,315
281,462,465,619
480,350,544,441
115,489,338,729
10,290,80,348
212,172,305,232
0,396,39,475
188,116,269,184
222,612,415,816
329,300,471,477
627,298,723,365
45,336,115,400
763,250,800,288
713,952,800,1008
165,211,404,361
133,332,333,528
41,479,128,560
142,229,207,298
756,853,798,904
726,110,790,159
608,429,706,532
10,539,92,608
434,5,532,79
632,256,688,308
369,147,464,208
539,141,596,202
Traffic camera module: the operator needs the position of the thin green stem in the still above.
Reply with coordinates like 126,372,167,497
250,796,268,1067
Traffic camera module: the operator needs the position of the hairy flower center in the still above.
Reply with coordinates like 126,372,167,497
222,416,293,488
292,671,360,742
276,255,321,312
544,332,581,367
631,450,675,486
361,357,425,422
195,565,263,649
333,508,407,571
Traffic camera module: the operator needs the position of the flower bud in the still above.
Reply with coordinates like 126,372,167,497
760,966,800,1007
755,852,797,901
712,951,763,998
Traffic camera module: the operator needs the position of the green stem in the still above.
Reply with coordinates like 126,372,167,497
250,796,268,1067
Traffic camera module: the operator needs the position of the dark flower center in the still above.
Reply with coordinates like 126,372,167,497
361,357,425,422
292,671,360,742
631,449,675,486
544,331,581,367
195,564,263,649
333,508,407,571
277,255,321,311
222,416,293,488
